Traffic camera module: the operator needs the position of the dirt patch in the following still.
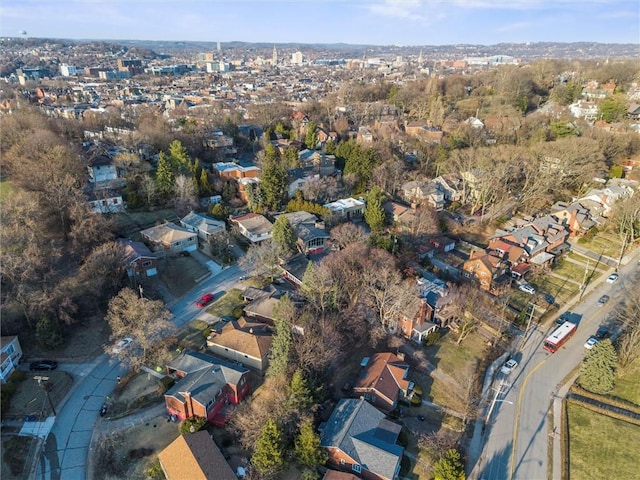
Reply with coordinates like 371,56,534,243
4,370,73,419
108,372,165,418
0,434,40,480
157,254,210,298
110,209,179,239
94,415,180,479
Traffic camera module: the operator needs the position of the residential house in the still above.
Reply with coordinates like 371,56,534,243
404,121,443,143
164,351,250,426
212,162,260,180
281,211,330,255
324,197,366,223
86,187,125,213
230,213,273,244
118,238,158,277
87,155,118,183
323,471,360,480
462,250,505,292
158,431,236,480
400,180,444,211
237,176,260,203
320,398,404,480
430,236,456,253
570,100,599,121
627,103,640,120
141,222,198,253
243,288,282,324
433,174,464,203
353,353,414,413
357,126,374,144
180,211,226,244
1,336,23,384
298,149,337,176
279,253,311,287
383,201,409,222
206,317,273,374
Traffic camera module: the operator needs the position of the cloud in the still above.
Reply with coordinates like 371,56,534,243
367,0,431,22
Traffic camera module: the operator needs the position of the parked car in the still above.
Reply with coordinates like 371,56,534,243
196,293,215,307
112,337,133,354
584,336,600,350
595,325,610,339
501,359,518,375
29,360,58,371
596,295,610,307
518,283,536,295
606,273,619,283
544,293,555,304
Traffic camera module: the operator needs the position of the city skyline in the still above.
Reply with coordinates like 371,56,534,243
1,0,639,46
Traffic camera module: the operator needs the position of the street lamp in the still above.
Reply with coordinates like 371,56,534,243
34,376,56,417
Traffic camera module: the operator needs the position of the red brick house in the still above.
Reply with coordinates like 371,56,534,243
353,353,414,412
462,250,504,291
164,351,250,426
118,238,158,277
320,398,404,480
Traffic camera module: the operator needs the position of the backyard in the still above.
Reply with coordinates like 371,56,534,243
609,358,640,407
567,403,640,480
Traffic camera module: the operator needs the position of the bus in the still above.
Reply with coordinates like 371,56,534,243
543,321,577,353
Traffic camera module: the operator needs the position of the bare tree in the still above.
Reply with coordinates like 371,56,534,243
615,284,640,369
329,222,367,250
105,287,174,371
238,240,284,281
173,174,197,215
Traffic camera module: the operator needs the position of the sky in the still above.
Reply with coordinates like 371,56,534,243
1,0,639,46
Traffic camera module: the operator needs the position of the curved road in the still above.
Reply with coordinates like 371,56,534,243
36,263,245,480
478,255,639,480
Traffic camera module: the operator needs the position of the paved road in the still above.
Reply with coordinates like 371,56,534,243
35,261,246,480
477,255,638,480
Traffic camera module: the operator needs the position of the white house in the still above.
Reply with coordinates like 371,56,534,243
323,197,366,221
1,336,23,383
86,189,125,213
230,213,273,243
88,156,118,183
180,211,226,243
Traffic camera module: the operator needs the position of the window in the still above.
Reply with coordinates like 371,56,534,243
142,261,152,267
174,241,182,246
340,459,345,465
352,464,361,473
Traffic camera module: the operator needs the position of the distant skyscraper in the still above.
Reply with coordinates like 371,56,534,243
291,51,303,65
272,45,278,66
217,41,221,52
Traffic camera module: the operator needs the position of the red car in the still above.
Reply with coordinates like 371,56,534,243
196,293,215,307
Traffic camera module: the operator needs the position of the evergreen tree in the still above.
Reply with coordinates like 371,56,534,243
433,449,466,480
252,419,284,475
168,139,190,170
284,146,300,169
268,296,293,377
211,203,228,219
578,339,617,394
261,159,288,211
155,152,175,197
199,169,211,195
295,420,327,469
305,121,318,150
264,142,280,162
364,186,386,231
272,215,296,254
289,369,313,410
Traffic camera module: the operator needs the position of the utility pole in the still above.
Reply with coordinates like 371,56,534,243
579,259,590,300
616,232,628,271
485,378,511,424
34,376,56,416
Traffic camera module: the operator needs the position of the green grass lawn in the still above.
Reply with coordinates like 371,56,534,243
552,259,604,283
610,359,640,407
568,403,640,480
533,275,579,305
205,288,244,318
575,232,625,259
0,179,14,204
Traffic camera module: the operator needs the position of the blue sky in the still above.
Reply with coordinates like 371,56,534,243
1,0,638,45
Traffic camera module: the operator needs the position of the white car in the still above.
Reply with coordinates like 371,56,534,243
606,273,619,283
584,336,600,350
112,337,133,354
501,359,518,375
518,283,536,295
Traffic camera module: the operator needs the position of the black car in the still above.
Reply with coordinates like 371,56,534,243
595,326,610,339
29,360,58,371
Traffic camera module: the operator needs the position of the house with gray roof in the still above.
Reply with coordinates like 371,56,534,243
320,398,403,480
281,211,330,255
180,211,226,244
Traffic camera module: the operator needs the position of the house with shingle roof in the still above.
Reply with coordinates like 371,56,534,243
117,238,158,277
158,431,236,480
140,222,198,253
180,211,226,243
281,211,330,255
206,317,273,373
320,398,404,480
164,351,250,425
353,353,414,413
230,213,273,244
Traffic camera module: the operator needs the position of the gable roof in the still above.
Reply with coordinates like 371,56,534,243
141,222,195,244
321,398,403,480
210,317,273,360
180,211,225,234
117,238,156,263
231,213,273,236
158,431,236,480
354,352,410,402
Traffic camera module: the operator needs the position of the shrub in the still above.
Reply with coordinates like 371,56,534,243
146,459,165,480
180,416,207,434
159,376,175,392
423,330,442,346
10,370,26,382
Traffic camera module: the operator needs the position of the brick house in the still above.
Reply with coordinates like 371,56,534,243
462,250,505,291
118,238,158,277
320,398,404,480
164,351,250,426
353,353,414,412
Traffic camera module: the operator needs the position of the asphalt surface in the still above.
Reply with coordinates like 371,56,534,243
476,254,639,480
35,259,246,480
